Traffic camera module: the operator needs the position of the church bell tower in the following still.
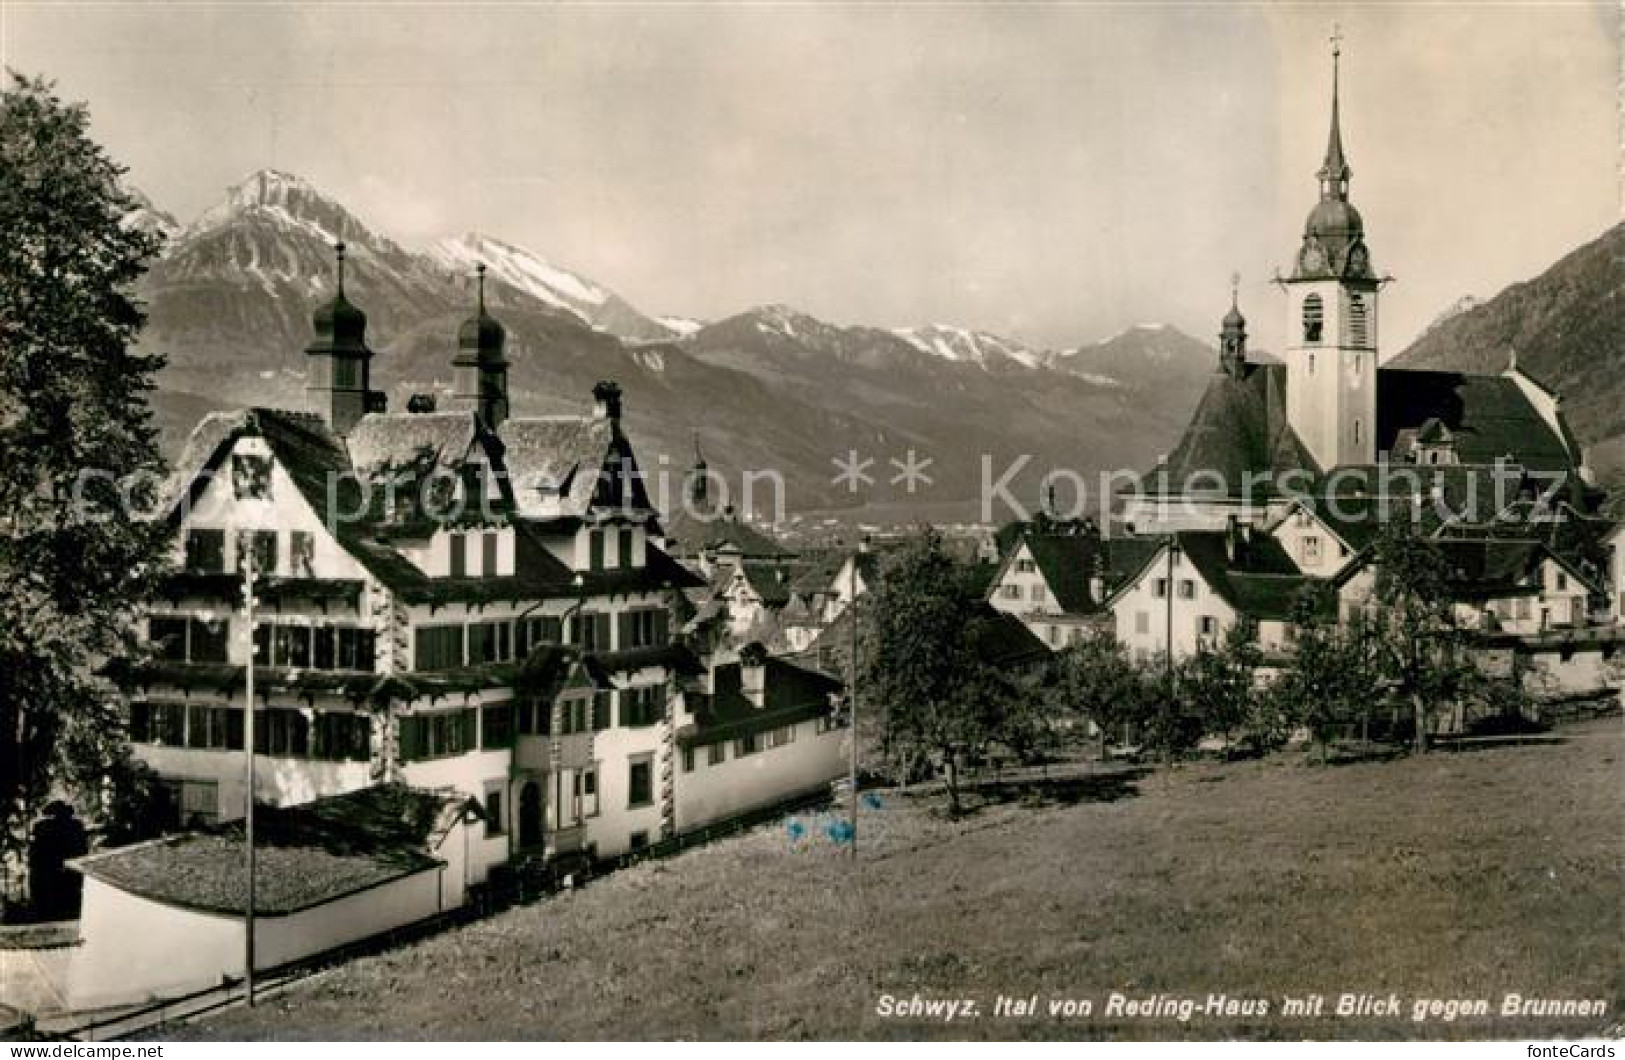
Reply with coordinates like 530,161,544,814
1282,30,1380,471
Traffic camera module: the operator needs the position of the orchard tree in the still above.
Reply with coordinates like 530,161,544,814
1268,586,1382,760
1,74,169,873
1045,631,1152,760
862,529,1026,815
1365,522,1475,754
1176,619,1263,754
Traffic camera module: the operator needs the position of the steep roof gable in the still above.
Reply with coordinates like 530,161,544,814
1375,369,1575,472
1141,362,1318,498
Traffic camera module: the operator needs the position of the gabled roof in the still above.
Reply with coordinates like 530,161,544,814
1139,362,1318,498
499,415,653,520
995,531,1163,616
1108,529,1325,622
73,785,471,915
1375,369,1575,472
660,504,791,559
678,655,842,748
736,561,795,607
1330,535,1602,601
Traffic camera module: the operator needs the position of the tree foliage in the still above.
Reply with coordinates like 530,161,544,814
1044,631,1152,759
1365,523,1477,753
1176,619,1264,754
861,529,1029,814
1,73,169,873
1268,585,1382,759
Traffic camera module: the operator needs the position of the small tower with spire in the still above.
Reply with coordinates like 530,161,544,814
305,241,375,435
1281,25,1379,470
686,433,710,510
1220,273,1247,379
451,263,510,429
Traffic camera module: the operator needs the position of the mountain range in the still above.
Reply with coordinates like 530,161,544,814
130,170,1622,522
131,169,1221,521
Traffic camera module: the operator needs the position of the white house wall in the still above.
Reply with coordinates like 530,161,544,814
675,721,845,833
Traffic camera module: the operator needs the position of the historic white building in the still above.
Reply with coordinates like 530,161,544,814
125,251,847,873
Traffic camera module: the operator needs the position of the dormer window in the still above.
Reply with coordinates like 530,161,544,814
1302,294,1324,344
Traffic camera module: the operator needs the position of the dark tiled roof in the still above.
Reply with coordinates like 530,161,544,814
738,561,796,606
1005,532,1167,615
73,785,469,915
967,607,1052,668
678,656,841,747
1142,363,1317,497
661,505,791,558
1375,369,1575,472
1116,530,1325,622
499,416,653,519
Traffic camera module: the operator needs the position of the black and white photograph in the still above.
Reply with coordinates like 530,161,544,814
0,0,1620,1045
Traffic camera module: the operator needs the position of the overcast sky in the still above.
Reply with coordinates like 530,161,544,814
4,2,1618,354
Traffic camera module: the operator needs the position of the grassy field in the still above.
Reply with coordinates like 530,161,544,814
163,719,1622,1041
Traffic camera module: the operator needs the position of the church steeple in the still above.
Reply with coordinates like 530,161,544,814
1317,26,1351,202
1219,274,1247,379
305,241,375,435
1280,26,1379,473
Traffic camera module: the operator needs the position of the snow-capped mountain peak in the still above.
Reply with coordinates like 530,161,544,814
183,168,399,256
893,323,1047,370
428,232,609,312
121,187,181,243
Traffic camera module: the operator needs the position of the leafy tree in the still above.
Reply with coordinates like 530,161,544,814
1,74,168,877
1268,586,1382,760
1176,618,1262,753
862,529,1027,815
1045,631,1152,760
1365,522,1475,754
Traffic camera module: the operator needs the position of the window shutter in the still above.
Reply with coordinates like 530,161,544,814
618,611,634,651
592,691,611,731
449,534,467,577
482,532,499,576
653,609,669,646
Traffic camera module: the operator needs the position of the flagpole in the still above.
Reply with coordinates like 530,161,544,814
848,553,858,860
243,538,256,1006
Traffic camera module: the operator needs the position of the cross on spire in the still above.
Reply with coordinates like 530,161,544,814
1230,271,1241,309
476,262,487,312
334,240,347,293
1330,22,1343,58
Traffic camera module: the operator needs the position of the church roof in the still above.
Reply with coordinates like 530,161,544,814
1142,362,1318,498
1374,369,1574,472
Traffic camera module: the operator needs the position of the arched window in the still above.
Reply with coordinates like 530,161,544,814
1348,293,1369,347
1302,294,1324,343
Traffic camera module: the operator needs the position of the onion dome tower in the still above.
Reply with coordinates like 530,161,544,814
451,263,510,429
1281,27,1379,471
305,241,375,436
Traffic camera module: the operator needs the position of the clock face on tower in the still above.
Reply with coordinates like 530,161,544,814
1347,244,1369,275
1300,241,1326,274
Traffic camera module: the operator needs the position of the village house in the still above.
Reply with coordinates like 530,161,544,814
985,523,1160,650
1105,524,1324,664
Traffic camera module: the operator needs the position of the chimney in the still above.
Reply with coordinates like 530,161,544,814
592,380,623,423
739,641,768,708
